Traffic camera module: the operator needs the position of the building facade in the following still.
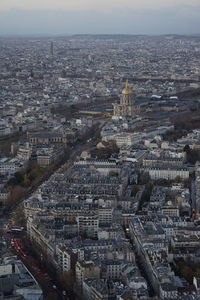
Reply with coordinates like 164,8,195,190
113,81,139,117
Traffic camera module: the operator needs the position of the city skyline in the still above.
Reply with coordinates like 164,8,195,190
1,28,200,299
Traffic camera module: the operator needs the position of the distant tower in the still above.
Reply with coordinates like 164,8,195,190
49,41,54,56
113,81,139,117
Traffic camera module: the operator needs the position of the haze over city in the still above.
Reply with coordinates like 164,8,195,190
0,0,200,35
2,0,200,299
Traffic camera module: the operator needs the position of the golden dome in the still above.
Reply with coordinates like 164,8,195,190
122,80,132,95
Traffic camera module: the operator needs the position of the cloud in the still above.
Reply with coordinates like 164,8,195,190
0,5,200,35
0,0,200,11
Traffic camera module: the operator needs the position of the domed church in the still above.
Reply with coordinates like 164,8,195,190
113,81,139,117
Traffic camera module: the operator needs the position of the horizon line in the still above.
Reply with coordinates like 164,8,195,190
1,33,200,38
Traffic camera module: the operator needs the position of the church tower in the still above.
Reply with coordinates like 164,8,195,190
113,81,137,117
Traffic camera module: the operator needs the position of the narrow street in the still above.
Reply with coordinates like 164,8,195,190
3,231,70,299
0,120,105,300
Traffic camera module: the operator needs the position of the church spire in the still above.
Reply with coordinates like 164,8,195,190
122,80,132,95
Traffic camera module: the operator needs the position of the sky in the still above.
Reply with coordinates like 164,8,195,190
0,0,200,35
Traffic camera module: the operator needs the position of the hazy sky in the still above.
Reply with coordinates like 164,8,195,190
0,0,200,35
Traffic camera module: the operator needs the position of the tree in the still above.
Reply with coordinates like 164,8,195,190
59,270,75,292
139,172,150,185
195,267,200,278
138,183,153,210
23,174,31,187
174,176,182,183
180,265,194,284
131,185,140,197
7,186,26,210
156,178,170,186
175,259,195,284
186,149,200,164
7,172,24,186
107,141,119,153
91,148,112,159
184,176,193,188
183,144,191,153
10,204,25,226
109,170,119,177
45,292,58,300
